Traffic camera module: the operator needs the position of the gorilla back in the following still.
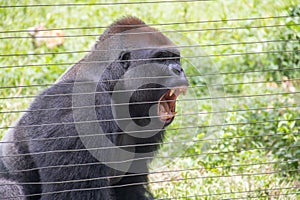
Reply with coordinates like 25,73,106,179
0,17,189,200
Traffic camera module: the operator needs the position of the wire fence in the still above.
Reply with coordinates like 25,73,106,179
0,0,299,199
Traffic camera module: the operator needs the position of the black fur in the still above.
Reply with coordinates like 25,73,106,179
0,17,188,200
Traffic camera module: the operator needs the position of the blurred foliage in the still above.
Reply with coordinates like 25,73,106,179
198,3,300,180
268,4,300,80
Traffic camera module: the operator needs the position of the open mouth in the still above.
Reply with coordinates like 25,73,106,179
158,86,187,123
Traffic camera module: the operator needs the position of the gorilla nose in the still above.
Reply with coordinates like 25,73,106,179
167,63,189,87
169,64,183,76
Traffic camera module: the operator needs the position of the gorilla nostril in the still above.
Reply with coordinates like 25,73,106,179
172,68,181,76
169,64,183,76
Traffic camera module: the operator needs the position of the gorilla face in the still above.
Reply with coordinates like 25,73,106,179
115,48,189,127
60,18,189,129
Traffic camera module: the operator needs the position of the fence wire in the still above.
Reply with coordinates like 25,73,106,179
1,23,299,40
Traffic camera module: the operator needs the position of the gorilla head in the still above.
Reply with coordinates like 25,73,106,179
59,17,188,129
0,17,189,200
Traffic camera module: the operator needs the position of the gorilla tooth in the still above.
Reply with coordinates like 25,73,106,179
161,112,173,120
169,89,175,96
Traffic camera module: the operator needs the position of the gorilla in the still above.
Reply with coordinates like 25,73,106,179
0,17,189,200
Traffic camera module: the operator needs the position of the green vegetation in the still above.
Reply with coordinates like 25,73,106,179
0,0,299,199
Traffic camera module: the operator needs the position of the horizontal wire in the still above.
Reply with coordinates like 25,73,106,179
1,39,298,58
1,76,299,101
0,120,298,157
0,134,298,160
0,0,210,9
1,145,299,173
1,105,299,133
0,130,298,161
5,169,299,199
0,106,299,141
0,85,300,112
1,49,299,69
0,142,297,174
0,105,299,145
0,75,292,92
0,95,298,125
0,91,299,125
158,187,300,200
0,159,298,185
0,117,296,141
1,145,299,168
1,23,299,40
1,66,299,91
8,170,300,199
0,101,299,144
0,15,295,34
3,73,189,90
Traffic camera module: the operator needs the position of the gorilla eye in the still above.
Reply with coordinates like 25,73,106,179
120,51,131,61
153,51,180,62
119,51,131,69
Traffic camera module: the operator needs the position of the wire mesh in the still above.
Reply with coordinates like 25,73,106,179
0,0,299,199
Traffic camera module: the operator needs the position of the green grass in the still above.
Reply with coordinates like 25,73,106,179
0,0,299,199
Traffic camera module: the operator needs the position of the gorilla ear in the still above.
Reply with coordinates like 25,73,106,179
119,51,131,69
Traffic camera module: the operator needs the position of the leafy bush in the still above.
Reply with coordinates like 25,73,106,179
268,4,300,80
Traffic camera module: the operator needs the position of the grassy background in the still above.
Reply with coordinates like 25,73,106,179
0,0,299,199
